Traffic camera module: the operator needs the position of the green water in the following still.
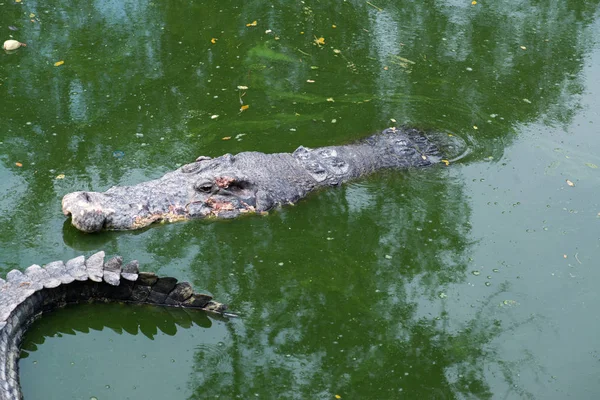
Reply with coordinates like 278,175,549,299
2,0,599,398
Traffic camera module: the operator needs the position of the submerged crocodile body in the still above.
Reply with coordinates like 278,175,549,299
62,127,465,232
0,252,227,400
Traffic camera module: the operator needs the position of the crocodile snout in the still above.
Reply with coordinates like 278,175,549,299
62,191,108,233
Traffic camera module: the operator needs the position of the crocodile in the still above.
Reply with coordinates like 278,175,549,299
0,252,229,400
62,127,466,232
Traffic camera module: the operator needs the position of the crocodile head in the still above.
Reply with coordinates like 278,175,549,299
62,154,269,233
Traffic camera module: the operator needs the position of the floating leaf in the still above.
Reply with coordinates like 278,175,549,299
307,79,315,83
473,125,478,130
332,25,337,28
566,179,574,187
585,163,598,169
246,20,258,27
15,162,23,167
211,115,219,119
15,0,22,3
8,26,18,31
211,38,217,44
54,60,65,67
366,1,383,11
335,396,342,399
471,1,477,4
314,36,325,46
222,136,231,140
240,105,249,111
523,98,532,103
56,174,65,179
442,159,450,166
520,46,527,50
237,85,248,90
397,56,416,65
326,98,334,102
502,300,518,307
29,13,35,18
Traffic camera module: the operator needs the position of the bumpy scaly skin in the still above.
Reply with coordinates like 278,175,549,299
0,252,228,400
63,128,461,232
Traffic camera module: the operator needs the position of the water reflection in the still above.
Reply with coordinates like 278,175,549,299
20,303,230,400
3,0,600,398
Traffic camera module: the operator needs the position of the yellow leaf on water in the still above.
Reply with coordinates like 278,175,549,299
397,56,416,64
566,179,574,187
211,38,217,44
520,46,527,50
442,159,450,166
473,125,478,130
240,105,249,111
56,174,65,179
335,396,342,399
29,13,35,18
15,162,22,167
471,1,477,5
15,0,22,3
314,37,325,45
327,98,335,102
54,60,65,66
246,20,258,27
306,79,315,83
222,136,231,140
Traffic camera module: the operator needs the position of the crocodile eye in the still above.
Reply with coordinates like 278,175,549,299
195,181,214,193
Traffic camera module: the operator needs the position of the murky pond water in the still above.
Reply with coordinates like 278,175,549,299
2,0,599,398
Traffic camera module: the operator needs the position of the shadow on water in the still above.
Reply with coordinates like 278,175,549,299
3,0,599,398
20,303,217,354
19,303,231,400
